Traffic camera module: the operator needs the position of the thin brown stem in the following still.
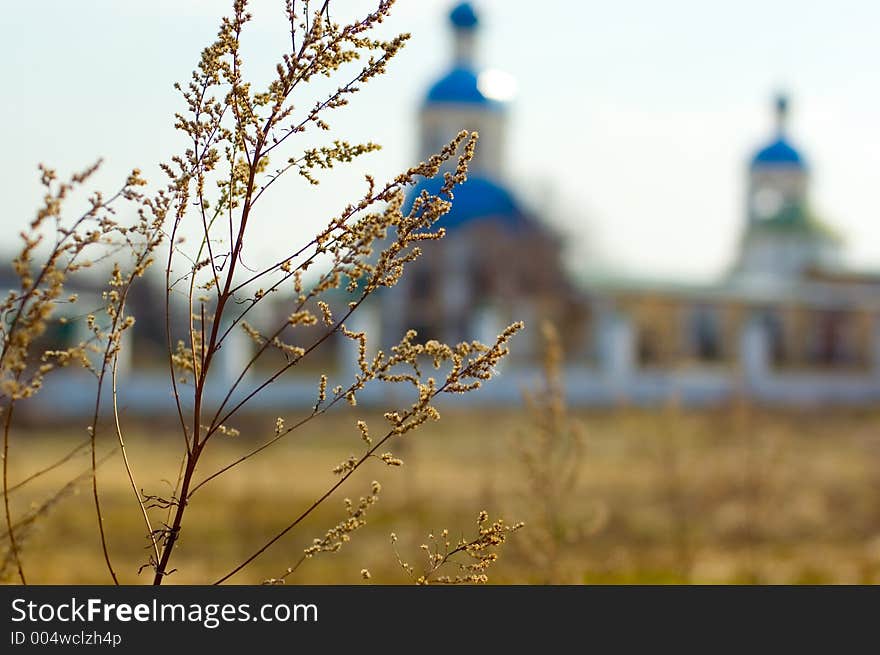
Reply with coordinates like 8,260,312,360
165,213,193,455
151,445,200,585
1,449,117,542
111,343,161,569
208,294,366,437
4,438,90,496
213,375,464,584
152,134,266,586
189,382,354,498
2,403,26,584
88,357,119,584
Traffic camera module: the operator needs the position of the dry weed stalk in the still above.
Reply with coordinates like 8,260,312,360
732,399,790,583
262,480,383,585
511,322,591,583
2,0,523,584
1,162,164,583
392,511,524,584
654,399,697,583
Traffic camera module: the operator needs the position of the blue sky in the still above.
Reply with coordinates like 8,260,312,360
3,0,880,281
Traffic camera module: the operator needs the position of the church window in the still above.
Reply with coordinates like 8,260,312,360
688,306,721,361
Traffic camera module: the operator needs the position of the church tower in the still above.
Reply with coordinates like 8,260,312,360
388,2,574,351
747,95,807,227
733,94,840,279
404,2,524,235
418,2,510,176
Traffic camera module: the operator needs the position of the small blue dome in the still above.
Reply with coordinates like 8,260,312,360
403,174,524,232
751,137,805,168
450,3,479,30
426,67,495,106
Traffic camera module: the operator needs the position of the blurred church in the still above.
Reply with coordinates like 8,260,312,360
367,2,880,405
374,1,586,364
19,1,880,417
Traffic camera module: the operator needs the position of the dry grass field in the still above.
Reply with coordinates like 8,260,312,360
4,404,880,584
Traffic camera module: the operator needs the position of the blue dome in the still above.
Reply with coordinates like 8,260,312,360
403,174,524,232
425,67,496,106
751,136,805,168
450,3,479,30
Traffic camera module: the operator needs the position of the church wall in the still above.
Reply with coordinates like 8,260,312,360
420,106,505,175
747,167,808,224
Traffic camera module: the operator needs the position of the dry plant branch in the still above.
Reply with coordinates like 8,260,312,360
393,511,524,585
2,0,526,586
511,322,592,583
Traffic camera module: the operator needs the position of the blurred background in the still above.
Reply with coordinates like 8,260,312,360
3,1,880,583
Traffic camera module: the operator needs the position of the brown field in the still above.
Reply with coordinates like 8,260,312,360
4,405,880,584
